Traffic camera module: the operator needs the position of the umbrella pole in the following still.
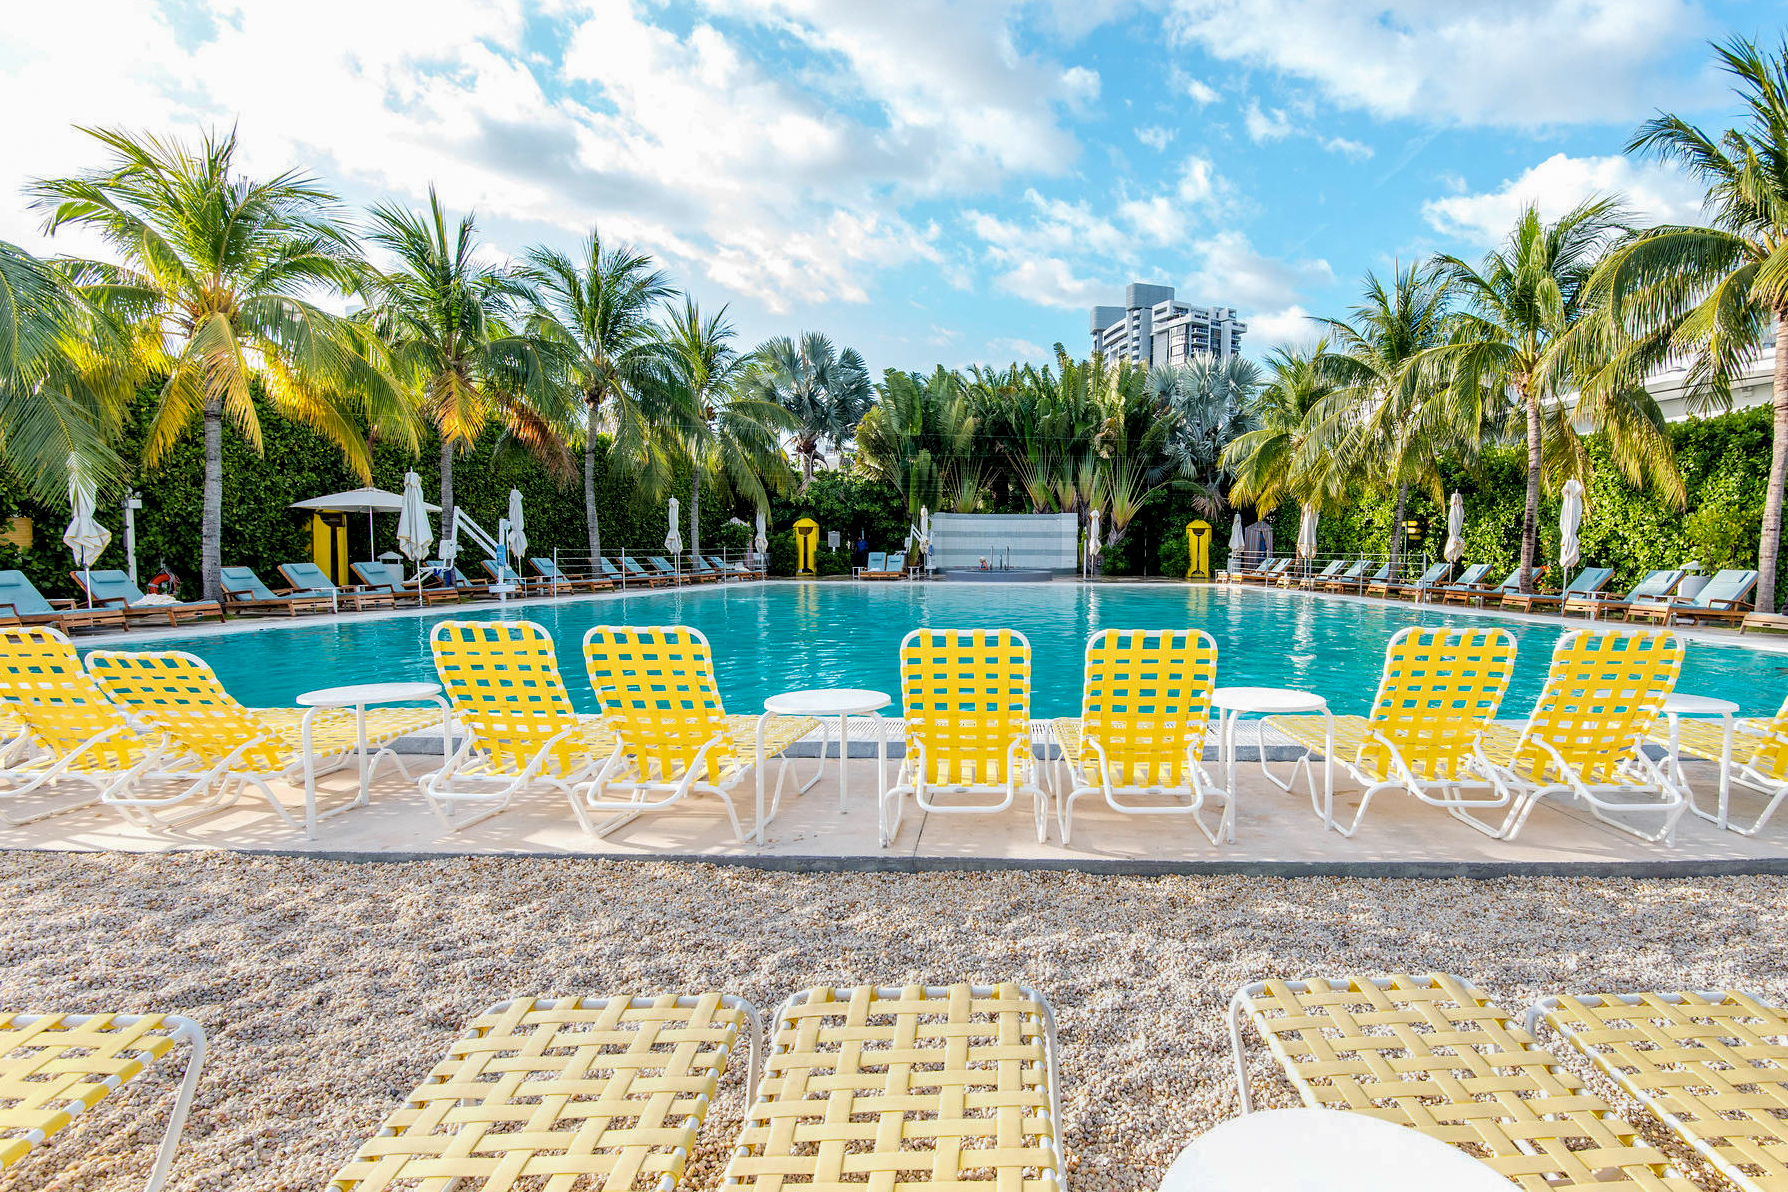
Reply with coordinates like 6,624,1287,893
368,511,375,562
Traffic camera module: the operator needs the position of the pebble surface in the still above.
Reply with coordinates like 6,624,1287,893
2,851,1783,1191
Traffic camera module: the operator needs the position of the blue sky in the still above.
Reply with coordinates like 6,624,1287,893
0,1,1768,373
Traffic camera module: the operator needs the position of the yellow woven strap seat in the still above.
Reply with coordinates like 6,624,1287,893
721,983,1063,1192
900,628,1032,786
1264,713,1371,766
1532,990,1788,1192
0,627,152,774
1066,629,1216,786
0,1011,205,1192
1230,972,1696,1191
84,649,290,769
256,706,446,753
584,626,738,782
1655,706,1788,779
433,620,601,775
330,993,756,1192
596,714,817,787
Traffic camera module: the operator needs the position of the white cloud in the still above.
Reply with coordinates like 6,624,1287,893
1243,99,1292,143
1116,195,1185,245
1321,135,1373,161
992,256,1110,310
1246,304,1320,351
1185,78,1219,105
1421,153,1708,245
1184,231,1334,312
987,336,1050,361
1162,0,1705,127
1136,125,1175,151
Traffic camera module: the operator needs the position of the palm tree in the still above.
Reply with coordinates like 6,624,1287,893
750,332,870,489
30,127,401,600
1221,343,1347,517
359,190,569,536
1426,200,1681,592
525,231,677,564
855,366,981,518
1144,352,1261,518
1595,36,1788,610
1320,264,1455,568
0,240,138,499
661,299,793,559
1095,360,1182,557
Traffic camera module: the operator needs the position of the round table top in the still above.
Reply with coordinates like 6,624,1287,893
1662,693,1739,717
298,681,443,708
1160,1109,1509,1192
764,688,891,716
1211,686,1328,715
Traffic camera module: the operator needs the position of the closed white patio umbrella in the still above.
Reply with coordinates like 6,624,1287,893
665,497,683,555
1559,478,1585,573
505,489,528,563
63,453,111,608
754,506,768,564
917,506,931,572
1228,513,1244,556
1087,508,1101,578
396,471,433,564
1444,491,1465,563
1297,504,1318,559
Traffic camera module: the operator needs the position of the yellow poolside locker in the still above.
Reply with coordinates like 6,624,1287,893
310,513,350,586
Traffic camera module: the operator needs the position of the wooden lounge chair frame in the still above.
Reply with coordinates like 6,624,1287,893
1243,558,1293,585
621,556,671,587
218,566,337,617
351,561,463,607
530,556,611,593
1428,562,1495,604
1267,626,1517,837
0,570,130,634
0,1011,206,1192
1501,566,1615,614
330,993,759,1192
1228,971,1698,1192
71,569,223,627
1525,989,1788,1192
1567,569,1684,621
1318,560,1370,592
1389,561,1453,601
1050,628,1227,845
1626,568,1759,627
277,563,401,612
719,983,1064,1192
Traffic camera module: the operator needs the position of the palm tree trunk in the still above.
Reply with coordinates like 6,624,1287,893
1389,481,1408,573
800,444,815,491
584,427,602,565
201,401,223,602
438,437,455,542
1519,386,1542,594
1759,308,1788,614
689,466,701,562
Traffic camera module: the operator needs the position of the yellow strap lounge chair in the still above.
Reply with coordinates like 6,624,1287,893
330,992,758,1192
0,1011,205,1192
885,628,1047,846
1229,972,1699,1192
581,625,815,842
85,649,441,835
1051,628,1225,845
1266,626,1518,837
424,619,618,832
720,983,1064,1192
1526,990,1788,1192
1649,693,1788,836
0,626,167,824
1468,629,1685,842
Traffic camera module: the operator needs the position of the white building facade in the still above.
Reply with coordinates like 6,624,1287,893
1090,282,1245,368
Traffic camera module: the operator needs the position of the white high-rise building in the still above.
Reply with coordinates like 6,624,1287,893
1090,283,1245,368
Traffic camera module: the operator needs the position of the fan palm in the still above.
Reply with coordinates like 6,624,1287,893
0,240,137,499
1319,263,1456,567
524,230,677,564
1144,352,1260,519
855,367,981,519
1594,36,1788,610
359,190,570,536
1097,360,1182,553
662,299,794,559
750,332,870,489
1426,200,1680,593
30,127,404,600
1221,343,1347,517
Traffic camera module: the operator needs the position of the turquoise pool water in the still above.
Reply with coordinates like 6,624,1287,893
115,583,1788,718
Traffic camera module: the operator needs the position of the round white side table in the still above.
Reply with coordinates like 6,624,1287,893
296,681,449,838
1660,692,1740,830
1160,1108,1510,1192
1211,686,1334,834
754,688,891,844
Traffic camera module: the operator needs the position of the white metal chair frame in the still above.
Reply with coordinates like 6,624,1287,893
419,718,611,834
1669,717,1788,837
1466,731,1689,843
881,628,1048,846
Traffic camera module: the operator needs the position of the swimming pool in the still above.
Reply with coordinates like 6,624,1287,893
115,583,1788,718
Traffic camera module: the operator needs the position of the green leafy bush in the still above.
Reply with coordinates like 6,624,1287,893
1157,532,1190,578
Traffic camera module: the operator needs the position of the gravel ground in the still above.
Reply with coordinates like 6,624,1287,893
3,852,1785,1192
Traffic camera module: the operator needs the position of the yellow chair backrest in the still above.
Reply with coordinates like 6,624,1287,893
0,626,142,768
1744,694,1788,780
1517,629,1682,783
1361,626,1518,777
431,620,583,773
583,626,731,780
86,649,284,768
900,628,1032,785
1077,629,1217,786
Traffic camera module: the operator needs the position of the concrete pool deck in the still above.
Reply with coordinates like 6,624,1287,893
5,741,1787,876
